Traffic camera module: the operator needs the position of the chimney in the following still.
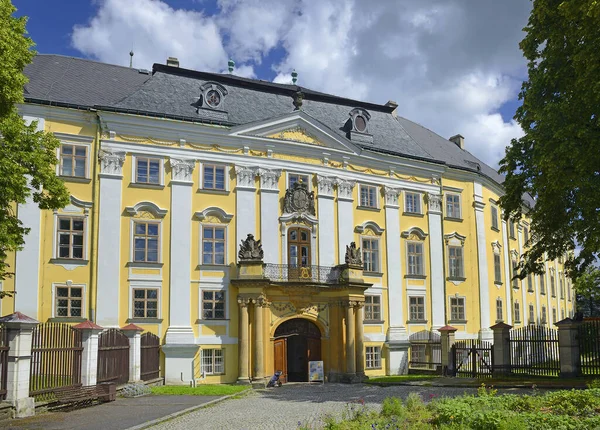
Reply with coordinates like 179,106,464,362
166,57,179,67
385,100,398,117
449,134,465,149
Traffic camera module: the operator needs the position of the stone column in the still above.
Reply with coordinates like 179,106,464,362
556,318,581,378
96,149,125,327
237,297,250,383
235,166,258,260
355,302,365,379
438,325,457,375
473,182,492,341
257,168,281,264
122,324,144,382
490,322,512,375
253,296,266,381
345,302,356,377
317,176,336,266
0,312,39,418
336,178,355,264
74,321,104,386
427,193,445,330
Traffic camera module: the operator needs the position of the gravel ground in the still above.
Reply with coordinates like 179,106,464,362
148,383,535,430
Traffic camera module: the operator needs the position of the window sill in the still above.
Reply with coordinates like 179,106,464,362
494,281,503,286
363,271,384,278
48,317,87,323
404,274,426,280
357,205,380,212
364,320,385,325
198,188,230,195
527,289,534,293
366,367,382,370
127,318,163,324
50,258,89,268
448,320,467,324
129,182,165,190
447,276,466,282
407,320,428,324
402,212,424,218
197,264,230,271
195,319,230,324
491,226,500,233
127,262,164,268
444,217,463,223
509,236,516,240
58,176,91,184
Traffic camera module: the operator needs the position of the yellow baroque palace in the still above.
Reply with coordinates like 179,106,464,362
1,55,574,384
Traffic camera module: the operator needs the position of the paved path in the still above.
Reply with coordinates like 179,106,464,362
148,383,535,430
2,395,219,430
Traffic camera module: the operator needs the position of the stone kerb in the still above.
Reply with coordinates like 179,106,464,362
0,312,39,418
438,325,457,375
490,322,512,375
555,318,582,378
73,320,104,387
122,324,144,383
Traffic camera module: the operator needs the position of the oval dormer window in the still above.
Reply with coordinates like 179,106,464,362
354,115,367,132
206,89,221,108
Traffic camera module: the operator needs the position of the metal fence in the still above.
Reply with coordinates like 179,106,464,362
452,339,494,378
0,326,9,400
509,325,560,377
141,332,160,381
264,264,343,284
408,330,441,371
97,329,130,385
579,319,600,375
29,323,83,401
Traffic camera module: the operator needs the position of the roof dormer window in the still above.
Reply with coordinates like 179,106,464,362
200,82,227,110
349,108,371,133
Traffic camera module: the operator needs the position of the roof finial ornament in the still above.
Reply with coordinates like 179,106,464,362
228,58,235,74
129,50,134,68
291,69,298,85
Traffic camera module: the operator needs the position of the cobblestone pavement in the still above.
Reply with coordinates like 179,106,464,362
149,383,535,430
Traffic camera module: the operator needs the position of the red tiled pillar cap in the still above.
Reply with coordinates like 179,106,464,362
73,320,104,330
437,325,458,333
121,323,144,332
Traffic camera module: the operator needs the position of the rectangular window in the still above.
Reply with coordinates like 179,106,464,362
135,157,161,184
203,164,226,190
405,192,421,214
57,217,84,259
551,274,556,297
568,283,571,302
511,261,519,288
448,246,464,278
201,349,225,374
494,254,502,284
527,274,533,292
289,173,309,188
364,295,381,321
561,309,565,320
509,222,516,239
133,288,158,318
529,304,535,324
524,227,529,244
496,298,503,322
450,297,465,321
540,274,546,295
362,238,380,273
410,344,426,368
491,206,499,230
133,222,159,262
60,144,87,177
55,286,83,317
359,185,378,208
409,296,425,321
445,194,461,218
541,306,547,324
202,226,226,265
202,290,226,319
560,278,564,299
514,302,521,323
407,242,424,276
365,346,382,369
552,308,557,324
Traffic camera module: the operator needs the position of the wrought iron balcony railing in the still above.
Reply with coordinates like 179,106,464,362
264,264,343,284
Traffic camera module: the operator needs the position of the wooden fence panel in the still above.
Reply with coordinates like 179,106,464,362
97,329,130,385
509,325,559,377
140,332,160,381
579,319,600,375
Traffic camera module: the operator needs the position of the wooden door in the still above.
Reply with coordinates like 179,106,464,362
273,338,287,383
288,227,311,280
307,337,321,363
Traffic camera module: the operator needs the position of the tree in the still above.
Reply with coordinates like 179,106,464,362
0,0,69,288
499,0,600,279
574,267,600,317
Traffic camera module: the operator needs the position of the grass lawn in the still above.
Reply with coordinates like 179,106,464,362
151,384,250,396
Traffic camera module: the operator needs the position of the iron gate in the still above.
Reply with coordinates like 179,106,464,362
579,319,600,375
0,326,8,400
452,339,493,378
509,325,559,377
140,332,160,381
97,329,130,385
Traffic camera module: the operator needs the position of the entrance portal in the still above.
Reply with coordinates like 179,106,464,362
273,319,321,382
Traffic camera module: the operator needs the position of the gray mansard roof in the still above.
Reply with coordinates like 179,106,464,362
23,54,505,186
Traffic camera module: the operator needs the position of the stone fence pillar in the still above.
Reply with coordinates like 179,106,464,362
74,321,104,386
438,325,457,375
490,322,512,375
555,318,581,378
0,312,39,418
122,324,144,382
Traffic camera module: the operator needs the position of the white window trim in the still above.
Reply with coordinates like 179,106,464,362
55,139,92,179
52,282,86,319
286,171,312,191
199,223,229,267
365,346,382,369
514,301,522,323
403,191,423,215
131,154,165,186
444,192,462,219
201,348,226,375
51,211,90,269
449,295,467,322
358,183,380,209
198,278,229,322
129,283,162,320
405,240,426,277
490,205,500,230
407,293,427,323
364,294,383,322
280,223,317,266
360,235,382,274
129,218,164,264
496,297,504,322
199,162,230,191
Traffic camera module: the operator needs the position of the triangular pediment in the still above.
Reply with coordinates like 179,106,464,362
229,111,359,154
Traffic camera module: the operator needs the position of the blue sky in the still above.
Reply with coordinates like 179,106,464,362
14,0,529,168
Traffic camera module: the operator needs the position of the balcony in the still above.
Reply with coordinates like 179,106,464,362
264,264,343,284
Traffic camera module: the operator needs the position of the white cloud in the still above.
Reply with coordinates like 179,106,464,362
71,0,532,168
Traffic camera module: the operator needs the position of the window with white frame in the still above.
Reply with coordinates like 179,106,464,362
445,194,461,219
202,290,226,319
133,288,158,318
496,298,503,322
201,348,224,374
135,157,161,184
364,295,381,321
529,304,535,324
552,307,557,323
448,245,464,278
509,222,516,239
527,274,533,292
560,277,564,298
524,226,529,244
362,237,380,273
450,297,465,321
57,216,85,259
541,306,547,324
365,346,381,369
511,260,519,288
494,253,502,284
410,344,426,367
202,226,226,265
561,308,565,320
409,296,426,321
359,184,378,208
288,173,309,188
568,282,571,301
55,285,83,317
550,272,556,296
404,192,421,214
133,221,160,263
203,164,227,190
491,205,499,230
60,144,87,177
407,242,424,276
540,274,546,294
514,301,521,323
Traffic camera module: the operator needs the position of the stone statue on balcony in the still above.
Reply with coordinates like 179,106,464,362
345,242,362,266
238,234,264,261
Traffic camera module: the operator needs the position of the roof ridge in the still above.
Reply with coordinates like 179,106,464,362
35,53,142,72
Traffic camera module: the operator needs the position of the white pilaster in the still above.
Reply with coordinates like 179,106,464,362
317,175,336,266
257,168,281,264
501,217,513,325
473,183,492,340
96,150,125,327
427,193,445,330
75,322,103,386
336,178,355,263
235,166,257,259
123,325,143,382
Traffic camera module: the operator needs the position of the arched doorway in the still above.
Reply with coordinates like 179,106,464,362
273,319,321,382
